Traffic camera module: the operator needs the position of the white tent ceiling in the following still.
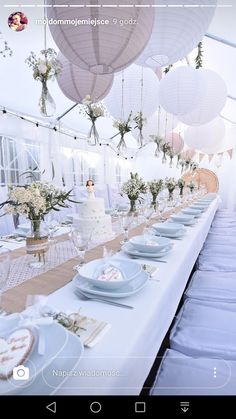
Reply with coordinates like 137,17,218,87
0,0,235,144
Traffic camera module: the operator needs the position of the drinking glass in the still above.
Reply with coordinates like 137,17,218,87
120,214,134,244
70,228,91,270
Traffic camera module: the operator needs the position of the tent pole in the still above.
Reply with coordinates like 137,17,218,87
57,103,78,121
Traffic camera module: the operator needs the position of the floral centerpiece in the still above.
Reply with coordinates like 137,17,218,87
111,112,133,151
165,177,177,201
148,179,163,210
0,182,75,267
133,111,147,147
149,135,164,157
121,172,147,213
25,48,62,117
79,95,105,146
178,178,185,196
187,181,195,193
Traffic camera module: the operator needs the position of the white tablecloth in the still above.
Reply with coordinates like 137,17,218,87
39,198,219,395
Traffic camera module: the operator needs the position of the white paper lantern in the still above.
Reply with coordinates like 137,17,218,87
132,108,178,143
104,64,160,120
159,67,206,116
47,0,154,74
179,69,227,125
136,0,216,68
165,132,184,155
184,117,225,154
57,53,114,103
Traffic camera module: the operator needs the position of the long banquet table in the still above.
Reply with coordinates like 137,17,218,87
9,197,217,396
0,198,219,395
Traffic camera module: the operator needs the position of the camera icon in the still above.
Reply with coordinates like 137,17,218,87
13,365,29,380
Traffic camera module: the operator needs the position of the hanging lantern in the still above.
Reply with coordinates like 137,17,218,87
47,0,154,75
136,0,216,68
104,64,160,120
184,117,225,154
165,132,184,155
57,53,114,103
179,69,227,126
159,67,206,116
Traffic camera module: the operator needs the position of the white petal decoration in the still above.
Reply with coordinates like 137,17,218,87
184,117,226,154
104,64,160,120
57,53,114,103
136,0,217,68
159,67,206,116
179,69,227,126
47,0,154,75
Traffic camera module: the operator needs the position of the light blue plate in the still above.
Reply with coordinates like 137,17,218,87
0,314,71,395
73,269,149,298
122,242,171,258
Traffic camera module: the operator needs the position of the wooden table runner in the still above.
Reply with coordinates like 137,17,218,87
1,206,185,314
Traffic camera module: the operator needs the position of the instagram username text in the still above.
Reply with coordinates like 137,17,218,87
35,17,137,27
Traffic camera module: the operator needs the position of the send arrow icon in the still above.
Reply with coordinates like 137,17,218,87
46,402,56,414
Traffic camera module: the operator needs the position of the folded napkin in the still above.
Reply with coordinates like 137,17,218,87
56,311,111,348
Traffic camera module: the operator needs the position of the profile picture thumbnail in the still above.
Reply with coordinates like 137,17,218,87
8,12,28,32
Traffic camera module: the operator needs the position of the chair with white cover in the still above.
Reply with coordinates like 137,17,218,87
0,186,15,236
185,270,236,303
150,348,236,395
197,252,236,272
107,184,129,210
170,299,236,359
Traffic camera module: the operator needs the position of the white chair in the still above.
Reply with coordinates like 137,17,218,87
150,348,236,395
170,299,236,359
0,186,15,236
107,184,129,210
185,270,236,303
197,252,236,271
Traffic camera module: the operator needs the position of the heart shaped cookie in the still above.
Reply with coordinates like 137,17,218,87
0,328,34,380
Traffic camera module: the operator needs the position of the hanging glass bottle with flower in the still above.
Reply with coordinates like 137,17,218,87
111,112,132,152
166,147,175,168
149,135,164,158
133,111,147,147
26,48,62,117
79,95,105,146
160,142,172,164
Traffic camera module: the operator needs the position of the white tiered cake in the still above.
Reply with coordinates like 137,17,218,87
73,197,113,238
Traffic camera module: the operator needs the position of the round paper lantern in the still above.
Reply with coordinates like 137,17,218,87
182,149,196,159
159,67,206,116
132,108,178,143
184,117,225,154
136,0,216,68
47,0,154,74
179,69,227,125
104,64,160,120
165,132,184,155
57,53,114,103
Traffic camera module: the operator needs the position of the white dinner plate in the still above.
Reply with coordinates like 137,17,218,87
0,314,69,395
155,229,186,239
73,269,149,298
121,242,171,258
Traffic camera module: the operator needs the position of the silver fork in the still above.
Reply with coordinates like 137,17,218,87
75,289,134,310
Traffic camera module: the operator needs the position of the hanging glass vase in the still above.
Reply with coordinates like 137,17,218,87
26,220,49,268
117,133,126,152
39,80,56,117
162,152,167,164
87,118,99,146
169,155,174,168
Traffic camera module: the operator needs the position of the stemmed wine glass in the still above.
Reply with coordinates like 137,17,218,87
120,214,134,244
0,248,11,313
45,213,59,243
70,228,92,270
143,207,155,227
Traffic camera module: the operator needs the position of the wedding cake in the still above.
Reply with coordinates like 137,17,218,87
73,181,112,238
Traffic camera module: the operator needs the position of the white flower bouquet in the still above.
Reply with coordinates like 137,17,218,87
121,172,147,213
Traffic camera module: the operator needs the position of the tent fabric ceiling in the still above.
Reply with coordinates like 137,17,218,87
0,1,235,137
